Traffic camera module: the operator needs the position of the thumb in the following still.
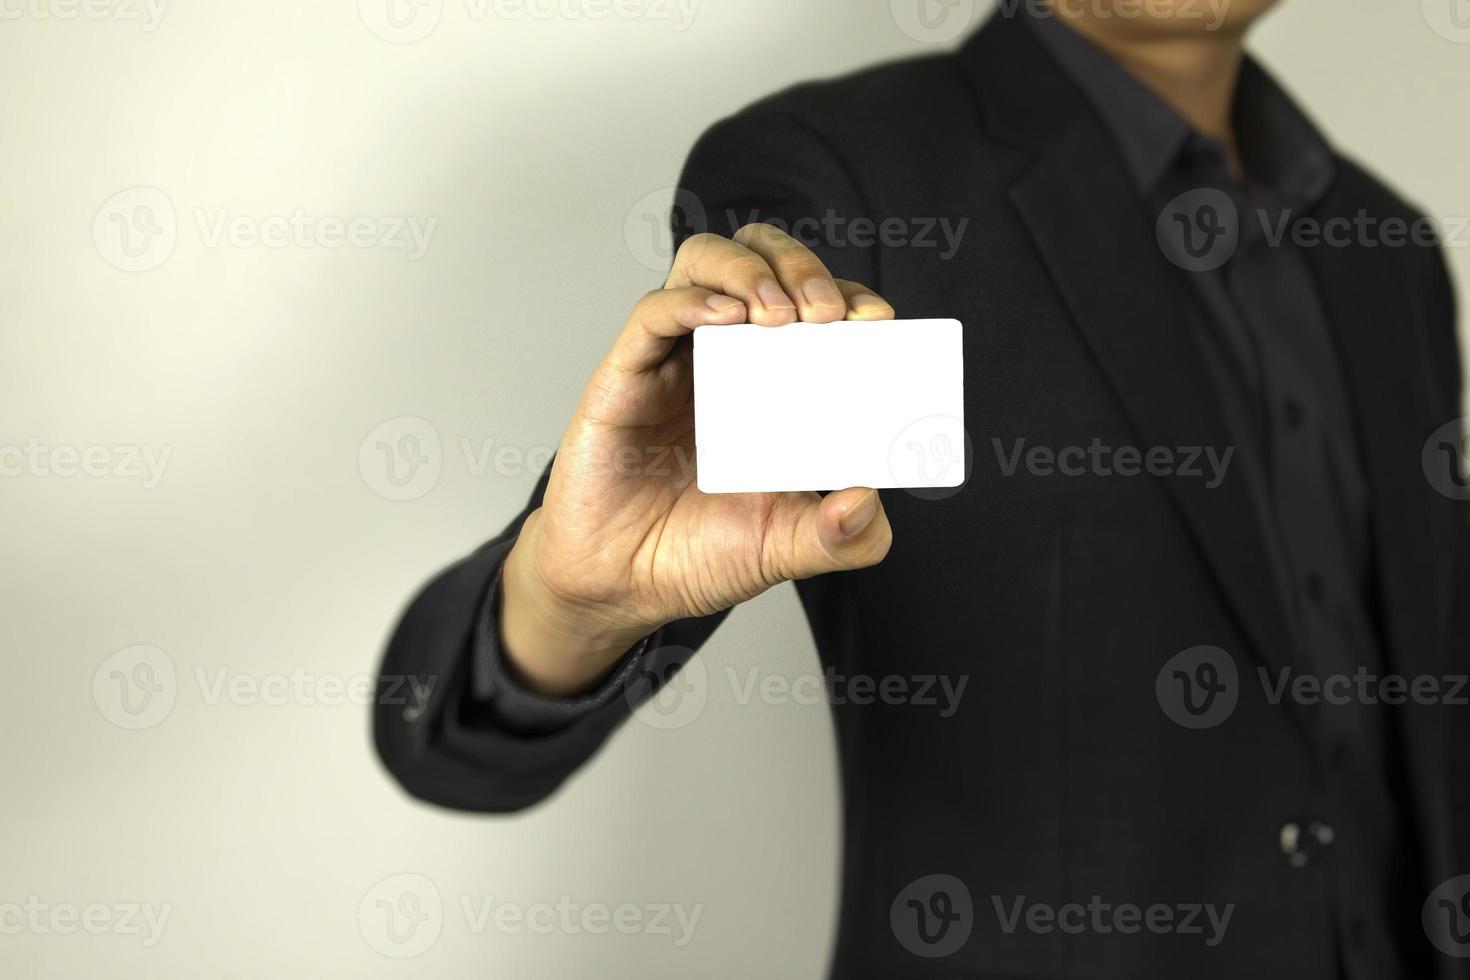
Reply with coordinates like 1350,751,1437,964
777,487,893,581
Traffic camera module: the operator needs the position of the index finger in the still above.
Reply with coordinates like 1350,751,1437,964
733,223,847,324
664,233,798,327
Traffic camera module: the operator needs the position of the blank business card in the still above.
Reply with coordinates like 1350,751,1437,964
693,318,965,494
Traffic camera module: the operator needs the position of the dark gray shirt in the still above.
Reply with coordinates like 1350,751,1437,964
1029,12,1417,980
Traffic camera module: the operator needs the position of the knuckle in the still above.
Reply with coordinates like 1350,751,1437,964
674,232,721,264
733,221,771,242
768,243,826,277
734,222,791,249
779,252,828,279
726,252,774,282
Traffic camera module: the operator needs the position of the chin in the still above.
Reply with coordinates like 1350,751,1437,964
1050,0,1281,37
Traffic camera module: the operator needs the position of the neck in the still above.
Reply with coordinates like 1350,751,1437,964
1048,11,1248,167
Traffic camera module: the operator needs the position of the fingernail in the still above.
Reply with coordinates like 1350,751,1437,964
757,280,796,312
838,490,878,538
706,294,743,313
802,277,844,310
847,293,890,318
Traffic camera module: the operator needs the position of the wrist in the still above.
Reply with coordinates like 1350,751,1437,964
498,514,657,697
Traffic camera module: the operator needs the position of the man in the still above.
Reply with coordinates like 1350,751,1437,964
374,2,1470,976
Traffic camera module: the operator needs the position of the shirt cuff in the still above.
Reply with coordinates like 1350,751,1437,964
471,555,656,736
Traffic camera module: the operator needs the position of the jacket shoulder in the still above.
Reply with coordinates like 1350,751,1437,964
1330,152,1436,228
712,51,975,150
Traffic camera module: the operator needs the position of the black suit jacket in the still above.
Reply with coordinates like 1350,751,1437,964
375,13,1469,978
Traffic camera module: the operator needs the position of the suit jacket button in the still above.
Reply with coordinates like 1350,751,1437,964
1280,819,1334,867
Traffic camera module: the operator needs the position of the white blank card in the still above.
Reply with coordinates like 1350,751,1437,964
693,318,965,494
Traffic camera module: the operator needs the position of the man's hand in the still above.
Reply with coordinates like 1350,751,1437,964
500,224,896,696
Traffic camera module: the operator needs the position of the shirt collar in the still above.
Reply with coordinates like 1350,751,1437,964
1024,7,1335,209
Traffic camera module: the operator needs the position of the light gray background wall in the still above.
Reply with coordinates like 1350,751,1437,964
2,1,1466,976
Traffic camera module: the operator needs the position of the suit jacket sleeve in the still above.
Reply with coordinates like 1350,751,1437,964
372,100,879,813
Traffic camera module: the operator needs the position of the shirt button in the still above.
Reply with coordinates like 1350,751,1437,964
1283,399,1306,429
1304,573,1326,604
1280,819,1335,867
